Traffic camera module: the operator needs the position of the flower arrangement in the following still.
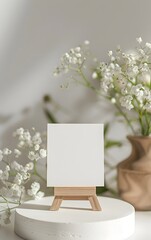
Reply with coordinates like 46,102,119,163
54,38,151,136
0,128,47,224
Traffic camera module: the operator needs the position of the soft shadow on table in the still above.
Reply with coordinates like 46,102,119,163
60,206,93,211
1,227,23,240
17,203,50,211
18,203,92,211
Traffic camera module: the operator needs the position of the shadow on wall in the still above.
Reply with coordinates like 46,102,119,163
0,88,108,183
0,88,131,195
0,85,112,150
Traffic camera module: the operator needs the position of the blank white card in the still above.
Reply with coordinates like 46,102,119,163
47,124,104,187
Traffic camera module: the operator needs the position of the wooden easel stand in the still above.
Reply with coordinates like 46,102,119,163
50,187,102,211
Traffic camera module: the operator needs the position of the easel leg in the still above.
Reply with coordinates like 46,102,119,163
89,195,102,211
50,196,62,211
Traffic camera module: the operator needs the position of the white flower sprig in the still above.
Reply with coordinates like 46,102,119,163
0,128,47,225
93,38,151,135
53,41,94,89
54,38,151,136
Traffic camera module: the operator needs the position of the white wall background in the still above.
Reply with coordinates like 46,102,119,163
0,0,150,190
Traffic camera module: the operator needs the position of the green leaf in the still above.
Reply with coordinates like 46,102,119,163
105,140,122,149
43,95,52,103
96,186,108,195
43,109,58,123
104,123,110,137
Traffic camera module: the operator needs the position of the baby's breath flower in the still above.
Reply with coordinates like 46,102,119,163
130,84,144,101
18,141,25,148
92,72,98,79
27,189,33,196
5,165,10,171
75,46,81,52
14,149,21,158
27,182,39,196
34,144,40,151
111,98,116,104
28,151,36,161
138,48,145,56
25,162,34,171
132,66,139,75
32,132,42,145
15,128,24,135
144,102,151,111
0,127,47,225
31,182,40,191
22,172,30,181
23,131,31,142
39,149,47,158
136,37,142,44
120,95,134,110
27,182,44,199
53,41,90,81
35,191,44,200
145,42,151,49
3,148,12,155
54,38,151,135
108,50,113,56
84,40,90,45
11,184,24,197
138,72,151,84
14,173,23,185
28,151,40,161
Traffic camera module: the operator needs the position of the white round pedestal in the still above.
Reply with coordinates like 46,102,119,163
15,196,135,240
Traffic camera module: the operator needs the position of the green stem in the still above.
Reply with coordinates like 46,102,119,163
144,112,150,135
18,192,23,205
0,194,20,205
78,69,96,90
0,201,19,204
121,73,135,86
0,205,19,213
115,103,136,134
138,112,144,135
0,195,15,212
44,108,57,123
33,160,46,182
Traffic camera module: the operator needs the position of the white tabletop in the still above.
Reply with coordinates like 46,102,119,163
0,210,151,240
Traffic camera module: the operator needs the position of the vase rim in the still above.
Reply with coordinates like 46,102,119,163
127,135,151,139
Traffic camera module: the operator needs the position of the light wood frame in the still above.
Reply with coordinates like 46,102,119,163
50,187,102,211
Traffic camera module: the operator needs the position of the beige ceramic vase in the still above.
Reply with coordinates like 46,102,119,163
117,135,151,210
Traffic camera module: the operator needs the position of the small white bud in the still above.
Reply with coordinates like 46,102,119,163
108,50,113,56
92,72,98,79
111,98,116,104
84,40,90,45
75,47,81,52
3,148,12,155
39,149,47,158
146,42,151,49
34,144,40,151
136,37,142,44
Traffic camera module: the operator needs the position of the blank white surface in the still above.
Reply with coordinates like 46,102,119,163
47,124,104,186
14,196,135,240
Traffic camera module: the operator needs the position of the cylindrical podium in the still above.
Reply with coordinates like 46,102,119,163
15,196,135,240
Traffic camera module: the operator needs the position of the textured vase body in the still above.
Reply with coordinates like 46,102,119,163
118,136,151,210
